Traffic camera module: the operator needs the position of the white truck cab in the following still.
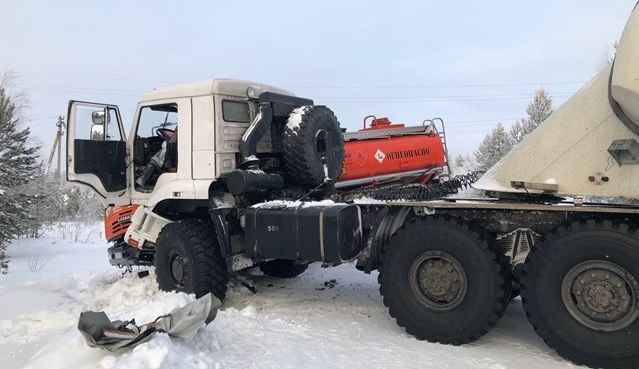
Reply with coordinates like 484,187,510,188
66,79,294,209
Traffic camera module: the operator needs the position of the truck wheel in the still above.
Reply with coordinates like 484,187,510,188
155,219,228,300
282,105,344,189
259,259,309,278
521,220,639,369
379,215,511,344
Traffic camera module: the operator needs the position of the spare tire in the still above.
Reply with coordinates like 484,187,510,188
282,105,344,189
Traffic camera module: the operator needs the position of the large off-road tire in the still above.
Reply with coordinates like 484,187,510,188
521,219,639,369
379,215,511,344
155,219,228,300
259,259,309,278
282,105,344,189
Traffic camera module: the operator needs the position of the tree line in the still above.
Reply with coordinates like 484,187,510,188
0,69,102,273
454,88,554,172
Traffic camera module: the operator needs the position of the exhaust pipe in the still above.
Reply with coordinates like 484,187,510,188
239,102,272,169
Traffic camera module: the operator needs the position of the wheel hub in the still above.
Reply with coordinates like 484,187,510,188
409,251,467,311
169,252,189,288
562,260,639,331
315,129,328,161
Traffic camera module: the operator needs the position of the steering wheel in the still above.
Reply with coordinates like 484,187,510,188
156,127,175,141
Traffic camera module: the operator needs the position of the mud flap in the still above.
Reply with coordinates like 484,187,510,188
78,293,221,351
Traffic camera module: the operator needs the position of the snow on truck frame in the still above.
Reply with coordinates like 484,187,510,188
66,4,639,368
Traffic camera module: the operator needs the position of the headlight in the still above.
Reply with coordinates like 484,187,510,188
246,86,261,99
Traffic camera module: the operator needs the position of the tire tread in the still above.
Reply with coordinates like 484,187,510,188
378,214,510,345
155,218,228,300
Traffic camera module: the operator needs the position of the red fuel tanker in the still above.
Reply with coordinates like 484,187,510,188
338,115,447,189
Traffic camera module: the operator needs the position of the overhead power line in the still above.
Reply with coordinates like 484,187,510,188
326,94,573,104
287,81,586,89
19,83,147,93
22,72,183,85
318,92,575,100
21,71,586,90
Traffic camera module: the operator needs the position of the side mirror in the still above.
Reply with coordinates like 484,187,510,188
92,110,110,124
91,124,105,140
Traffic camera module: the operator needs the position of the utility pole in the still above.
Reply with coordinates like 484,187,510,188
55,116,63,179
45,116,65,179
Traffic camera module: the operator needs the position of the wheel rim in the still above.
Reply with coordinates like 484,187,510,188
315,129,327,162
562,260,639,331
409,250,468,311
169,251,189,289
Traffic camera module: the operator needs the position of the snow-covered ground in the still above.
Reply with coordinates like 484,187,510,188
0,224,580,369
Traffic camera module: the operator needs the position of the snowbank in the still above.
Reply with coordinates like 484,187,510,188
0,225,579,369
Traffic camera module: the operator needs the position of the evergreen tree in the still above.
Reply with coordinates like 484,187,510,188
474,122,512,171
510,88,553,145
62,184,102,221
21,169,67,238
452,153,477,175
597,41,618,71
470,89,554,173
0,69,39,272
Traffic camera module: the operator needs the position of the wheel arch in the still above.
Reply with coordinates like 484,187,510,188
152,198,210,219
365,206,414,272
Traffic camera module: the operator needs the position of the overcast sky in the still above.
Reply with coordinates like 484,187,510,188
1,0,635,164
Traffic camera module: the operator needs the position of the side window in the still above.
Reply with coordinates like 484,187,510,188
75,105,123,141
222,100,251,123
136,103,178,137
133,103,179,189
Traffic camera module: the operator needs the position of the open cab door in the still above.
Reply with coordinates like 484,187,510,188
66,101,130,206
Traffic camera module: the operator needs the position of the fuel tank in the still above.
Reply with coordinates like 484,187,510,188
245,202,363,263
339,116,446,188
473,3,639,199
